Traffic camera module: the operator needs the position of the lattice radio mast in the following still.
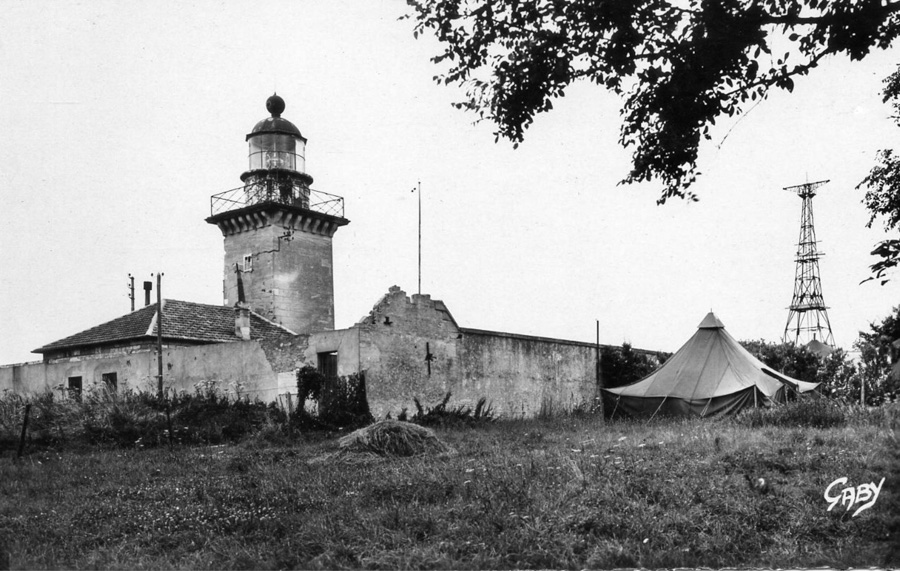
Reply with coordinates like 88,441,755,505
783,179,835,347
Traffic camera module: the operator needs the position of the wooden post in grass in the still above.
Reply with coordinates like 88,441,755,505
17,404,31,458
165,405,173,448
286,393,295,434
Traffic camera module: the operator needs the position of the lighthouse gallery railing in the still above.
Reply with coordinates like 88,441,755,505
210,182,345,219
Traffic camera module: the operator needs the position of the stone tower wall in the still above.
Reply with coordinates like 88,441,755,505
222,220,335,334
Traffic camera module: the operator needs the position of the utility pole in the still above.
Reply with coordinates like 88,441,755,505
596,319,603,420
155,272,164,400
128,274,135,312
417,180,422,295
595,320,601,386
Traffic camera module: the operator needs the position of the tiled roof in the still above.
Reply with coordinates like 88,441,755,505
33,299,297,353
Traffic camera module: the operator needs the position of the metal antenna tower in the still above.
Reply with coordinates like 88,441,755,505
783,179,835,347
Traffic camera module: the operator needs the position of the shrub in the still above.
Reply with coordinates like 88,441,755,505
318,371,373,428
296,366,324,403
82,397,169,447
409,392,496,427
2,383,289,452
733,397,846,429
601,343,670,389
4,392,84,447
170,388,276,443
841,400,900,428
294,369,374,431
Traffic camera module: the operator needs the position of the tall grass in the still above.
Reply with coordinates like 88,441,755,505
733,397,900,429
1,404,897,569
733,397,847,428
0,384,288,451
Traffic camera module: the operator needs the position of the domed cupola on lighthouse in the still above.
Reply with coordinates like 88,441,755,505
243,94,311,197
206,94,349,334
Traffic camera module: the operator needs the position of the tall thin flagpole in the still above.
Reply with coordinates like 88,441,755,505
418,180,422,295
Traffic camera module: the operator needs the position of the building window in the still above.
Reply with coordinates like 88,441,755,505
243,254,253,272
101,372,118,393
317,351,338,380
68,376,83,400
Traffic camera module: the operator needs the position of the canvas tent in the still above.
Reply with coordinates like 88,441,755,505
603,312,820,419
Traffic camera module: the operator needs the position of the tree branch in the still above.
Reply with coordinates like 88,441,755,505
761,1,900,26
721,48,831,98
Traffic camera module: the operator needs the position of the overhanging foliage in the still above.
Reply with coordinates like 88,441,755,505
407,0,900,202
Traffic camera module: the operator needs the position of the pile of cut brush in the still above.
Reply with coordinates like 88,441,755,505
311,420,454,463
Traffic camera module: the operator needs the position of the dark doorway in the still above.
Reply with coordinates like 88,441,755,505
101,372,118,393
317,351,338,379
68,376,83,400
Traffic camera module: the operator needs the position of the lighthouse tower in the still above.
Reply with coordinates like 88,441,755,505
206,94,349,333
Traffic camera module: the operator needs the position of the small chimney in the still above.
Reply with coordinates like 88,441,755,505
143,281,153,306
234,303,251,341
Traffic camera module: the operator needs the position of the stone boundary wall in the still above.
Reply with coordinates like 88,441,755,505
455,328,599,418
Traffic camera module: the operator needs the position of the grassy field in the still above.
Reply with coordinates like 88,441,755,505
1,405,898,569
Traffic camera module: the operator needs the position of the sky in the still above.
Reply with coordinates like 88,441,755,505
1,1,898,366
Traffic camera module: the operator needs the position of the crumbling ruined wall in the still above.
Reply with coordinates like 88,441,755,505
259,334,313,397
354,286,600,419
352,286,461,417
361,286,460,338
259,334,311,375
